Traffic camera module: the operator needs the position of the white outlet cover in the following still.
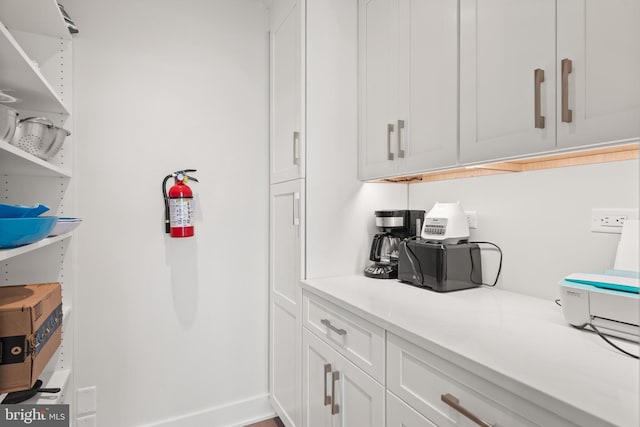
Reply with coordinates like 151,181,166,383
591,208,639,233
77,386,97,415
77,414,97,427
465,210,478,229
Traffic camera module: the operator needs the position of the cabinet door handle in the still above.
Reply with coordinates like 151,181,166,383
293,131,300,165
331,371,340,415
534,68,545,129
441,393,494,427
323,363,332,406
320,318,347,336
397,120,405,158
387,123,395,160
292,192,300,226
561,59,573,123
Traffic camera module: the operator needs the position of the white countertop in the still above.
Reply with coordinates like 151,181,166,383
301,275,640,427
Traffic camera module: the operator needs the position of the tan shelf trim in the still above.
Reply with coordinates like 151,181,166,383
375,143,639,184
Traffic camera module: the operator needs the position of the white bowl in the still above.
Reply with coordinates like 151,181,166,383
49,218,82,236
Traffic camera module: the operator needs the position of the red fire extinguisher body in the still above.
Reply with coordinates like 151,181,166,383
168,180,194,238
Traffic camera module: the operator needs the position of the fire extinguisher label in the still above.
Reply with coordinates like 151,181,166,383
169,198,194,227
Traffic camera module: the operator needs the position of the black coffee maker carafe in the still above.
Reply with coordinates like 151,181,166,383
364,210,425,279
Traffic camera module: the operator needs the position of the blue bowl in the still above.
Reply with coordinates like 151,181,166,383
0,203,50,218
0,216,58,248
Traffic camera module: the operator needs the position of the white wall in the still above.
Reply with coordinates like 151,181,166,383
409,160,639,300
66,1,272,426
305,0,406,279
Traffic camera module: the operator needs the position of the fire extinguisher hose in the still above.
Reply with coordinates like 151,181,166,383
162,174,173,234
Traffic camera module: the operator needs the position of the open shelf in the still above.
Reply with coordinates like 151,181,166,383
0,0,71,40
0,140,72,177
0,22,69,115
0,233,72,262
0,369,71,405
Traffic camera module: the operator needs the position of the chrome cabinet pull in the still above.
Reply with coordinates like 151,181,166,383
323,363,332,406
534,68,545,129
561,59,573,123
320,318,347,336
293,131,300,165
441,393,493,427
331,371,340,415
397,119,405,158
387,123,395,160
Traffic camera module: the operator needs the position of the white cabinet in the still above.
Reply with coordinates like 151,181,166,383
0,0,75,407
459,0,557,163
270,0,305,184
387,391,436,427
358,0,458,180
270,179,305,427
460,0,640,164
269,0,306,423
302,292,384,427
387,333,579,427
302,328,384,427
301,277,637,427
302,292,385,383
556,0,640,149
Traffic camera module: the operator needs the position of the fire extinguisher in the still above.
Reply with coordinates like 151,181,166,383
162,169,199,238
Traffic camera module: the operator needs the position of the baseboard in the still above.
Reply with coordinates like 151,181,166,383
144,393,275,427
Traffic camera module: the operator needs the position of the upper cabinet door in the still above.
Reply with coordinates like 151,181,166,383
396,0,458,175
271,0,305,184
459,0,557,164
556,0,640,149
359,0,458,180
358,0,399,179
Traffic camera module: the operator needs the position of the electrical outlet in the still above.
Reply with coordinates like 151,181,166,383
465,210,478,229
591,208,639,233
77,386,97,415
77,414,97,427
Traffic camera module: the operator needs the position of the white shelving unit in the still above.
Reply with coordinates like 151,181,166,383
0,23,69,115
0,0,71,39
0,234,72,262
0,140,71,177
0,0,76,413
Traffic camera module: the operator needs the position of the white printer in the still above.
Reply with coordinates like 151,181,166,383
559,220,640,342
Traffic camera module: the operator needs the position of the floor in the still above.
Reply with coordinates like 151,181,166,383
245,417,285,427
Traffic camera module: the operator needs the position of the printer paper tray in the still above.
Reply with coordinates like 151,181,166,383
591,317,640,342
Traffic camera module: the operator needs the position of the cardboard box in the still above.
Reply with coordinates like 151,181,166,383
0,282,63,394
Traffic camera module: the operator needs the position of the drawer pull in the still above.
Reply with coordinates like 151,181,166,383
387,123,395,160
331,371,340,415
441,393,494,427
323,363,332,406
321,319,347,336
397,119,405,158
534,68,545,129
293,131,300,165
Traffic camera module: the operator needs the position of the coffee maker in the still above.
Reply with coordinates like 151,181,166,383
364,210,425,279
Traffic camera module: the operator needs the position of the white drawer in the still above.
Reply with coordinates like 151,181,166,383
302,291,385,383
387,333,579,427
387,391,437,427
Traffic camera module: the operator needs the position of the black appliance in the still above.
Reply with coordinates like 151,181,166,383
397,239,483,292
364,210,425,279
